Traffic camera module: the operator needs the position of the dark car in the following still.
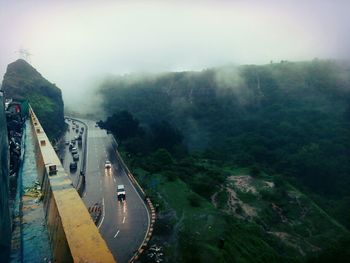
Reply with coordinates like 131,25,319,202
73,154,79,161
71,147,78,154
69,162,77,171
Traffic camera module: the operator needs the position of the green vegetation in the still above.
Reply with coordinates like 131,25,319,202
134,170,280,263
99,60,350,262
1,59,65,140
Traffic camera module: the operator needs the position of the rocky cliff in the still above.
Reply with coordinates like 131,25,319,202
1,59,65,140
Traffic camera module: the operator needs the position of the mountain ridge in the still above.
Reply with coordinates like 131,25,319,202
1,59,65,140
98,59,350,261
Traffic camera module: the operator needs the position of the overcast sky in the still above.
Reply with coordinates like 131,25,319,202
1,0,350,108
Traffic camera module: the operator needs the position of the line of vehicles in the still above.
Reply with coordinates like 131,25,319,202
66,118,126,201
66,123,84,172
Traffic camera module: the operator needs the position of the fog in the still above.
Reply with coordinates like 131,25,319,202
1,0,350,111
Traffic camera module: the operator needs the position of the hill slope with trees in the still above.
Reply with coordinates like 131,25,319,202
97,60,350,262
1,59,65,140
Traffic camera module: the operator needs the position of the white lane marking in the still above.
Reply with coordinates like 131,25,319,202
102,198,105,216
97,216,104,229
122,216,126,224
113,177,116,183
114,230,120,238
123,154,151,241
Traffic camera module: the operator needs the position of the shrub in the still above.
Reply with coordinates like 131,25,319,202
188,193,201,207
162,170,178,181
250,165,261,177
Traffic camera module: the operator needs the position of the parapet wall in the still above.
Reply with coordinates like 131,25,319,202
29,107,116,263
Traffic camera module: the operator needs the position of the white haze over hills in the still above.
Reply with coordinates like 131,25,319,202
0,0,350,111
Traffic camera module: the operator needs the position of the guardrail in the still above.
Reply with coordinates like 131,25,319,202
29,108,116,263
110,136,156,263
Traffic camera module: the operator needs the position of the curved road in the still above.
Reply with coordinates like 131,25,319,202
61,118,149,263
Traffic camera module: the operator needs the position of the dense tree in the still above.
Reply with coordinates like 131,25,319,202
150,121,183,151
98,60,350,233
102,110,141,141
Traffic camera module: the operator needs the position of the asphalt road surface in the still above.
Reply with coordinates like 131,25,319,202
60,120,84,188
62,118,149,263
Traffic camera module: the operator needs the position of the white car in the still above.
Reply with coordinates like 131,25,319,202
117,184,126,200
105,160,111,169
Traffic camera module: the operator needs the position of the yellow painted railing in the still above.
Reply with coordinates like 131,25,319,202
29,107,116,263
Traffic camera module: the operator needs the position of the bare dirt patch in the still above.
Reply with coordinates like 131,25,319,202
264,181,274,188
211,184,257,219
267,231,321,256
268,231,306,256
228,175,257,194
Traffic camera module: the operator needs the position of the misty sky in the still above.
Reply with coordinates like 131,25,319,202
1,0,350,108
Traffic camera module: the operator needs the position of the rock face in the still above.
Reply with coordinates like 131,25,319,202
1,59,65,140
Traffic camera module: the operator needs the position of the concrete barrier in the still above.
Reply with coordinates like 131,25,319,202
29,107,116,263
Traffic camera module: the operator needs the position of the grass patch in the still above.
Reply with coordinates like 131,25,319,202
127,153,350,262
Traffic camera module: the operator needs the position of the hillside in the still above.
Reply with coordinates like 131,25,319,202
1,59,65,140
97,60,350,262
130,163,349,263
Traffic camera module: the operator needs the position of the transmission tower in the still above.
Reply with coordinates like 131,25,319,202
15,48,32,63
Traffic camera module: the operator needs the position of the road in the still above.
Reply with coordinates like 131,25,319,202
60,121,84,188
61,118,149,263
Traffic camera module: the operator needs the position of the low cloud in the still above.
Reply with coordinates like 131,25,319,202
1,0,350,111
